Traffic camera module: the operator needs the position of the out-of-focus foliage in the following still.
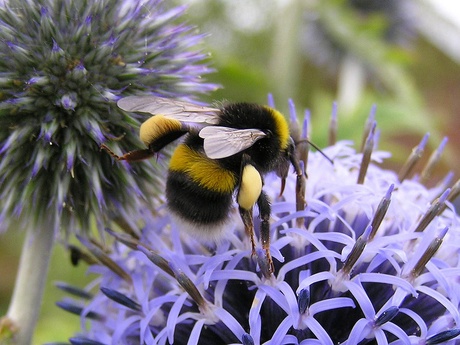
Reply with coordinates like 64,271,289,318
2,0,460,343
177,0,460,168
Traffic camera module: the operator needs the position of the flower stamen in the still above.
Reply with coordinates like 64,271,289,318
100,287,142,311
414,189,450,233
341,225,372,276
398,133,429,182
328,102,338,146
170,263,208,312
242,333,255,345
409,227,448,280
426,329,460,344
374,306,399,327
298,288,310,314
419,137,448,184
369,184,394,241
360,104,376,151
357,121,376,184
137,245,175,278
78,235,132,284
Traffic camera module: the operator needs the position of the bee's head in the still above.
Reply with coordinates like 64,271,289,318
274,137,296,178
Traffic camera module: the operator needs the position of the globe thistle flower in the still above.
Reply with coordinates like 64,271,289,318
55,102,460,345
0,0,215,343
0,0,215,236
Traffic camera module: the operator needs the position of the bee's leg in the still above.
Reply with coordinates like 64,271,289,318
295,166,306,213
101,122,191,162
280,139,306,228
239,206,256,255
237,159,262,256
256,190,274,275
287,141,306,213
237,156,274,275
101,144,155,162
292,155,306,227
276,159,290,197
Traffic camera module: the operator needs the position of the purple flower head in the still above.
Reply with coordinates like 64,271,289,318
56,103,460,344
0,0,217,236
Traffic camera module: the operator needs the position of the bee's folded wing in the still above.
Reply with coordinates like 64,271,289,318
199,126,266,159
118,96,220,124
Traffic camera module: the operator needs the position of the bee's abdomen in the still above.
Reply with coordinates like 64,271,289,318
169,143,237,193
166,170,233,224
166,143,237,225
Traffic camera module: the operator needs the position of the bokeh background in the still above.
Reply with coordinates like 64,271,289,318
1,0,460,343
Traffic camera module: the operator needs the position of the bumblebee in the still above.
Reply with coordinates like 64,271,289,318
102,96,305,275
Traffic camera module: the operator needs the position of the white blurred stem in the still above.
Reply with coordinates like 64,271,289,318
7,223,55,345
337,53,365,115
415,0,460,64
269,0,302,103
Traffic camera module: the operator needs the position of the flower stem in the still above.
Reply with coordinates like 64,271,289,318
337,53,365,115
7,223,55,345
269,0,302,103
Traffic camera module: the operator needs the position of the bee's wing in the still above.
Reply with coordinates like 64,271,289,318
199,126,266,159
117,96,220,124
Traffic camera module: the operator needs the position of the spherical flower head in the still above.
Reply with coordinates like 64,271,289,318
0,0,216,234
57,105,460,344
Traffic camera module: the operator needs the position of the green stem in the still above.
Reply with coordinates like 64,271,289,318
269,0,303,105
7,223,55,345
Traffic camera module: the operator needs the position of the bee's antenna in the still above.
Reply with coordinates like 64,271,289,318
297,139,333,165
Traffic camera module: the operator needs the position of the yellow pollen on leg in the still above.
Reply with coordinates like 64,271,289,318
238,164,262,210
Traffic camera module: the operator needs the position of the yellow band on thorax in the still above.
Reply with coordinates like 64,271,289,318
263,106,290,150
140,115,182,146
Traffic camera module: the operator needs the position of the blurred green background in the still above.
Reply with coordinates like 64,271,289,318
1,0,460,343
